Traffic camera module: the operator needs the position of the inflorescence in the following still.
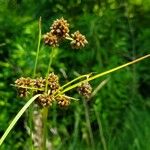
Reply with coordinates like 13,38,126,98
14,17,91,108
43,17,88,49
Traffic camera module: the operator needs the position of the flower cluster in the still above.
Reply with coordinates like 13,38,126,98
50,18,69,38
14,17,91,108
77,82,92,99
14,73,71,107
15,77,33,97
71,31,88,49
15,73,93,107
43,17,88,49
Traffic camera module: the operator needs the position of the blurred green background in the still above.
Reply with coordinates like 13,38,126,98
0,0,150,149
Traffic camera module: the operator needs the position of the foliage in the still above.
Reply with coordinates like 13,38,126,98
0,0,150,149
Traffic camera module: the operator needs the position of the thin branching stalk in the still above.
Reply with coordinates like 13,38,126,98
0,94,41,146
91,78,109,98
94,106,107,150
57,54,150,95
42,47,55,149
71,110,80,149
33,17,42,77
82,98,95,150
45,47,55,93
126,5,137,99
60,73,92,89
90,79,108,150
53,73,92,96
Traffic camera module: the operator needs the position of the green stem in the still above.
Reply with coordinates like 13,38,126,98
57,54,150,95
60,73,92,89
41,47,55,149
94,106,107,150
45,47,55,93
42,107,48,150
71,110,80,149
29,17,42,149
33,17,42,77
83,98,95,150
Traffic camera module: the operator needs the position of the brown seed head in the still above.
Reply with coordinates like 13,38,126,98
15,77,33,97
36,93,54,107
70,31,88,49
17,88,28,97
47,72,60,94
77,82,92,99
43,32,59,47
15,77,33,87
50,17,69,38
33,77,45,94
56,95,70,107
34,77,45,89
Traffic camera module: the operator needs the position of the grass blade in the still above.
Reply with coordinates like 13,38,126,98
0,94,40,146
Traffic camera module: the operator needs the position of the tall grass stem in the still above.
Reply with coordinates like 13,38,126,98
29,17,42,149
83,98,95,150
94,106,107,150
33,17,42,77
42,107,48,150
42,47,55,149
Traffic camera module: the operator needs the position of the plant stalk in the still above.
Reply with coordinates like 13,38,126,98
58,54,150,95
45,47,55,93
29,17,42,150
94,106,107,150
42,47,55,149
83,98,95,150
33,17,42,77
42,107,48,150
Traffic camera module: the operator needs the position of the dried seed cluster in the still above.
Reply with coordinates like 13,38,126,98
50,18,69,38
43,32,58,47
77,82,92,99
43,17,88,49
37,93,54,107
15,77,33,97
47,72,60,94
14,73,72,108
56,95,70,107
15,73,93,107
71,31,88,49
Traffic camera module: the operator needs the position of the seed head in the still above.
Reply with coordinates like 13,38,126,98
17,88,28,97
50,17,69,38
34,77,45,89
15,77,33,87
70,31,88,49
56,95,70,107
15,77,33,97
77,82,92,99
33,77,45,94
43,32,59,47
36,93,54,107
47,72,60,94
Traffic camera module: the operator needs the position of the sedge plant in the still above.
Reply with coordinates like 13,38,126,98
0,17,149,150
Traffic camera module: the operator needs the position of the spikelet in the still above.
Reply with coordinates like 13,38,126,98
70,31,88,49
50,17,69,38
